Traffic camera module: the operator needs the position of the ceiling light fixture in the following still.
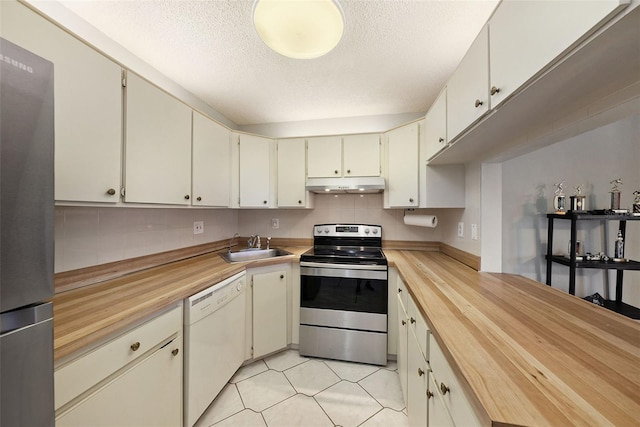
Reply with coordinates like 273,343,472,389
253,0,344,59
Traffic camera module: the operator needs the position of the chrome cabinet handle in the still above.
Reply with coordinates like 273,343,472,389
130,342,140,352
171,348,179,357
490,86,500,96
475,99,483,108
106,188,116,196
440,382,450,395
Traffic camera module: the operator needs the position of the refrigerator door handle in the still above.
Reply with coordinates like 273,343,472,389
1,302,53,335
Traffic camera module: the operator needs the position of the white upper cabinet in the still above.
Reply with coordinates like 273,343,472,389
342,134,381,177
192,112,231,207
239,134,275,208
307,134,381,178
0,1,122,203
277,139,312,208
385,123,419,208
446,25,489,141
306,136,343,178
489,0,626,107
124,72,192,205
424,88,448,161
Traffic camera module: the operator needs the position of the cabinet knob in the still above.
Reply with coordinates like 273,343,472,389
298,200,302,204
347,169,351,174
440,382,450,395
106,188,116,196
409,198,414,203
130,342,140,352
184,195,190,200
334,170,339,174
263,200,267,204
418,368,424,377
438,137,444,143
475,99,483,108
410,317,416,324
280,274,284,279
427,390,434,399
490,86,501,96
197,196,202,202
398,288,402,293
171,348,179,357
401,319,406,326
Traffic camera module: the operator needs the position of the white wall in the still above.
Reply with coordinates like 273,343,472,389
501,115,640,306
238,193,444,242
54,207,238,272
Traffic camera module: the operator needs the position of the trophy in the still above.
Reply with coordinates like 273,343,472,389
609,178,622,211
569,184,586,212
553,180,566,213
633,190,640,215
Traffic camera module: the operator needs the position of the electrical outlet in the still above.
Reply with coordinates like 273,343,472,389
458,222,464,238
271,218,279,229
471,224,478,240
193,221,204,235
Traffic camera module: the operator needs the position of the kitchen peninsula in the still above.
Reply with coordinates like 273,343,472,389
53,244,640,426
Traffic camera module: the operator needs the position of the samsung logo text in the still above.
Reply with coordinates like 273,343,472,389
0,53,34,73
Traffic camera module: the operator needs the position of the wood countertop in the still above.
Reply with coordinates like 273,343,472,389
52,246,307,361
54,246,640,425
385,250,640,426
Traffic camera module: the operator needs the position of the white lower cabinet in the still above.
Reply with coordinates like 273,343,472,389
249,266,289,359
407,328,428,427
427,372,454,427
430,335,482,427
55,305,183,426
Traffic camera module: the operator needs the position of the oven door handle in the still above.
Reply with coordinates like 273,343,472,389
299,261,387,271
300,265,387,280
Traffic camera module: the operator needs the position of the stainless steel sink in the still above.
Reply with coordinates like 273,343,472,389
219,248,293,263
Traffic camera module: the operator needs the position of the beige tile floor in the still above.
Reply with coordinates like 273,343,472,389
194,349,408,427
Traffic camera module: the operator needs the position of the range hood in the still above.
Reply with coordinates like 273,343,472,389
305,176,386,194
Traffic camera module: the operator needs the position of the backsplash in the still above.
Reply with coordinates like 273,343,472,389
54,194,446,273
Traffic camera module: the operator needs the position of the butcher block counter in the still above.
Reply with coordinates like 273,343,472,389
53,247,640,426
385,250,640,427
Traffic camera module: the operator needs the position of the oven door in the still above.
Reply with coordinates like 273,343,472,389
300,263,388,316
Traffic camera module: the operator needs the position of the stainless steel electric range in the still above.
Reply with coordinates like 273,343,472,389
299,224,388,366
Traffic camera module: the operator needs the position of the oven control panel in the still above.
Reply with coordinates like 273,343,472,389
313,224,381,238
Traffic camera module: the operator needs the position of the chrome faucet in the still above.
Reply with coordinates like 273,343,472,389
266,237,271,250
228,233,240,253
248,234,261,249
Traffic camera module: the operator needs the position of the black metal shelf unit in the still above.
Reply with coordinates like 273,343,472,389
545,212,640,319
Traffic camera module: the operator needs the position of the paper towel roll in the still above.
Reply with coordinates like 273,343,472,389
403,214,438,228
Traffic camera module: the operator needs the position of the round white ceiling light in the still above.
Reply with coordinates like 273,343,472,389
253,0,344,59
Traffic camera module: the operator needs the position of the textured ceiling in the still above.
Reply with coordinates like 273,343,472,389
57,0,499,126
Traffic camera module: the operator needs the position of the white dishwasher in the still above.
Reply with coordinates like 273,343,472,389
184,271,246,427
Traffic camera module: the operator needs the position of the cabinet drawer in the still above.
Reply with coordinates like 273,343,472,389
429,335,481,427
55,305,182,410
407,296,429,361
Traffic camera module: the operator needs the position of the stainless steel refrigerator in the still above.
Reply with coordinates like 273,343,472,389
0,37,55,427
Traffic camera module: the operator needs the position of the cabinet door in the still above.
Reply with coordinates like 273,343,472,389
124,72,191,205
428,372,454,427
430,335,481,427
397,294,409,406
192,112,231,207
407,331,428,427
446,25,489,141
0,1,122,203
343,134,381,177
253,270,287,358
307,136,342,178
424,88,448,161
489,0,625,107
239,134,273,207
56,336,182,427
387,123,419,208
277,139,308,207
